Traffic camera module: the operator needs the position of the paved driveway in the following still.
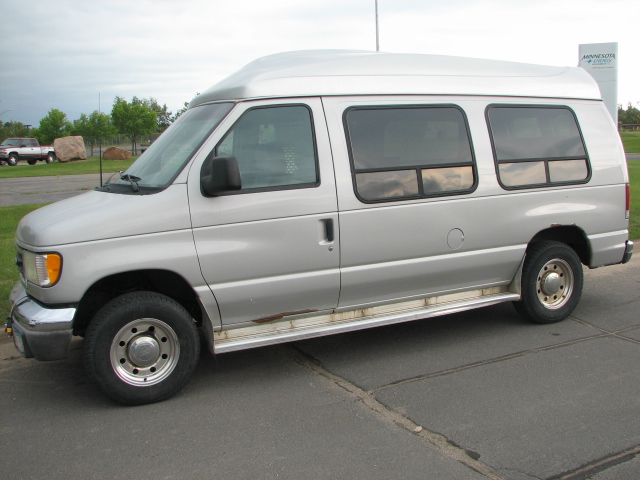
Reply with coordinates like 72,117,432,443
0,173,102,206
1,256,638,479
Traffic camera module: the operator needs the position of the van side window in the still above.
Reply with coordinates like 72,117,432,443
487,106,590,189
215,105,319,191
344,106,476,202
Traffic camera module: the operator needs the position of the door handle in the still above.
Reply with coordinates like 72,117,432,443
321,219,334,243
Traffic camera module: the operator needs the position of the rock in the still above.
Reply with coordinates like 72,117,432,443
53,136,87,163
103,147,132,160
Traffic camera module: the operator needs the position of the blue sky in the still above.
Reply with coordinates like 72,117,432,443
1,0,638,126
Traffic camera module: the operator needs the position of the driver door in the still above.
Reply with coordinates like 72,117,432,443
189,98,340,327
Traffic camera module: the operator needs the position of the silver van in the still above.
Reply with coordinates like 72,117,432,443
7,50,633,405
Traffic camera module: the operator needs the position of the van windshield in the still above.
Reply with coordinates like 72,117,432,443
104,102,234,193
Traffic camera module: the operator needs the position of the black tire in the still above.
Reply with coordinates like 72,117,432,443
513,241,583,324
27,159,37,165
84,291,200,405
46,153,56,163
7,154,18,166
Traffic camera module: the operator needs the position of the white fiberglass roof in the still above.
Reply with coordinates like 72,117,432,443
191,50,601,106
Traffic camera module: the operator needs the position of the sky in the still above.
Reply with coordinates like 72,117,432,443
1,0,638,127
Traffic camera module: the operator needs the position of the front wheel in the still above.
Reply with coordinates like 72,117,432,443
27,159,37,165
513,241,583,324
84,292,200,405
7,154,18,166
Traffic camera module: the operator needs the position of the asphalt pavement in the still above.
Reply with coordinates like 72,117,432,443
1,252,638,479
0,173,102,206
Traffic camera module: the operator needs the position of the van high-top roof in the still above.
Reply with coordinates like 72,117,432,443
191,50,602,106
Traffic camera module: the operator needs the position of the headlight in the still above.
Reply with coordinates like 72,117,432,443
22,251,62,287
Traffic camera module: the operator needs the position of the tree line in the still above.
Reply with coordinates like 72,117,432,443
2,96,638,155
619,102,640,127
0,95,194,155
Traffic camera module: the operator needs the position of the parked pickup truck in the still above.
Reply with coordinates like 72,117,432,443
0,138,56,166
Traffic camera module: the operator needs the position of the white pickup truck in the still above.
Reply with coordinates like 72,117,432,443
0,137,56,166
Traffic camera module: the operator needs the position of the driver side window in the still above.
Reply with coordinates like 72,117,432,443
215,105,319,191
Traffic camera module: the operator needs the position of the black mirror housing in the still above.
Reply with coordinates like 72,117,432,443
200,155,242,197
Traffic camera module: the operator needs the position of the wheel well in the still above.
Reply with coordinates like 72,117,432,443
528,226,591,266
73,269,202,336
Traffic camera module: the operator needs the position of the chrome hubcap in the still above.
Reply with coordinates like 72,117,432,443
110,318,180,386
536,258,574,309
128,336,161,368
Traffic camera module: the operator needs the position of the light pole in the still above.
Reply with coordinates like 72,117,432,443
375,0,380,52
0,109,12,118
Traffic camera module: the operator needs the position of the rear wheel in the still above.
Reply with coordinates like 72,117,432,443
46,153,56,163
84,291,200,405
7,154,18,166
27,159,37,165
514,241,583,324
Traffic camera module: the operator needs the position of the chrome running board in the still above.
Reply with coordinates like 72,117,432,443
213,287,520,354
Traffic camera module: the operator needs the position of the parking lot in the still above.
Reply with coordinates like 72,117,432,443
1,255,638,479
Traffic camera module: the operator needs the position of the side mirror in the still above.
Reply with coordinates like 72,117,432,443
200,155,242,197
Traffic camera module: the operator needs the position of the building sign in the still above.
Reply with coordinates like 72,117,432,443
579,42,618,125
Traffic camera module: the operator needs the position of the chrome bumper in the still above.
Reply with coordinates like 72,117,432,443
6,283,75,361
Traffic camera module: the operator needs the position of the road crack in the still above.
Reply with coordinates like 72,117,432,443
282,345,510,480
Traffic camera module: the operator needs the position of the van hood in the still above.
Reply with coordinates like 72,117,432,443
16,184,191,248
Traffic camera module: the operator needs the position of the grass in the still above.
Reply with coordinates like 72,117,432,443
621,131,640,153
1,204,44,318
0,157,137,178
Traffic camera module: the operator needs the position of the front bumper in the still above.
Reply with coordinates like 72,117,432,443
6,283,75,361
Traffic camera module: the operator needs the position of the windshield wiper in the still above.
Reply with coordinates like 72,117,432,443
120,174,141,192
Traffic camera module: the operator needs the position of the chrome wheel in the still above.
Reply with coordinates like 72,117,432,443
513,241,583,324
536,258,574,309
110,318,180,387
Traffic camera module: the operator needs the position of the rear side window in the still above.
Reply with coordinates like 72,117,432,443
344,106,476,202
486,106,590,189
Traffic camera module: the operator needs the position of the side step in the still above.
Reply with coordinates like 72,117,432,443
213,287,520,354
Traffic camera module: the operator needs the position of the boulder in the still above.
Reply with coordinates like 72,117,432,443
53,136,87,162
103,147,132,160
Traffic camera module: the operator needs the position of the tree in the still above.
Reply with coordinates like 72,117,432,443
139,97,172,133
618,102,640,127
0,121,30,140
171,93,200,123
73,111,117,156
37,108,72,144
111,97,157,155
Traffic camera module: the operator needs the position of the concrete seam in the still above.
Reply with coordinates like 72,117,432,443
282,345,510,480
371,332,608,393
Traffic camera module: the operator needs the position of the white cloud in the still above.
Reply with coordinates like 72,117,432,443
0,0,638,126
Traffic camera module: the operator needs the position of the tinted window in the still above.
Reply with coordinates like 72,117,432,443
345,106,476,202
487,106,590,188
215,105,318,191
